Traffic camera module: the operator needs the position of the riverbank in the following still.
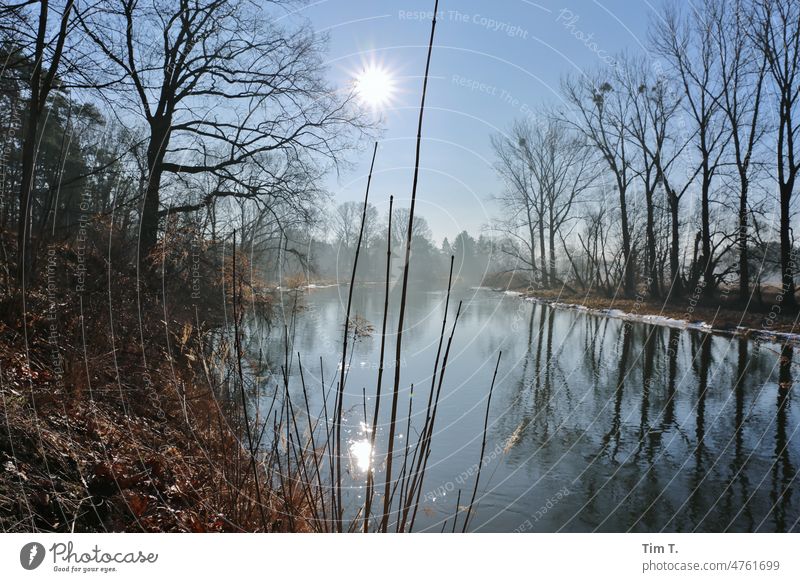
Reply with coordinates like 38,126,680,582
508,287,800,341
0,236,306,532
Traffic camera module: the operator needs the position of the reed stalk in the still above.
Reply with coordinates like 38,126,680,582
298,355,328,528
405,300,463,531
334,142,379,531
461,351,502,532
381,0,440,533
231,230,268,530
363,195,394,532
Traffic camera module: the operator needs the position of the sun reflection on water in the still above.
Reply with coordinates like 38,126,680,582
350,439,373,473
349,422,374,473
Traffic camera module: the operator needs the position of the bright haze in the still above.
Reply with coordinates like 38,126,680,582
301,0,650,244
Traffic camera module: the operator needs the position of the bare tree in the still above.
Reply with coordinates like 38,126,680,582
537,120,596,286
331,200,380,274
77,0,366,265
709,0,768,303
390,207,432,248
491,116,594,288
562,71,637,296
651,0,730,297
752,0,800,310
491,120,545,284
576,199,617,293
333,201,380,250
617,54,684,298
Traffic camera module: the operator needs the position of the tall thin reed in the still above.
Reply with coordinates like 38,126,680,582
461,350,502,532
231,230,268,531
320,356,336,530
395,256,454,531
381,0,440,533
405,300,463,532
451,490,462,533
297,356,328,528
282,365,321,528
363,195,394,532
334,142,379,531
394,382,414,522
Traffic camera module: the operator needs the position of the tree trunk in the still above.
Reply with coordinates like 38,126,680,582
668,192,683,299
538,214,548,288
15,0,49,285
139,118,171,265
618,185,634,296
548,207,556,285
738,172,750,303
645,187,659,299
780,182,797,311
701,173,714,298
526,204,537,285
16,105,39,284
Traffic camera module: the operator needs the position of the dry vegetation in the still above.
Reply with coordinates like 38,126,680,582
0,228,314,532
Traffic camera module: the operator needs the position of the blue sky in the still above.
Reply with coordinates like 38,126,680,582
289,0,657,243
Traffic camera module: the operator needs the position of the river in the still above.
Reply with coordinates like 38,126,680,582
255,285,799,532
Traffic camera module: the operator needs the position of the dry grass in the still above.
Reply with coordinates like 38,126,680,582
0,229,306,532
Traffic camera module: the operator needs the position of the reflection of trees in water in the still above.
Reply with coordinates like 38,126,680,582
278,289,800,531
771,344,794,532
688,332,712,527
494,302,797,531
601,322,632,461
718,339,755,530
635,326,658,464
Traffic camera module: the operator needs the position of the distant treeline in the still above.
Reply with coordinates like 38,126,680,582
276,201,500,286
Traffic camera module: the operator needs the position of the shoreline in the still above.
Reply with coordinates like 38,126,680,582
500,288,800,345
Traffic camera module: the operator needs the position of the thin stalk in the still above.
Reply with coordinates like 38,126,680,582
320,357,335,530
298,355,327,528
363,194,394,532
399,255,454,513
283,365,321,530
381,0,440,533
272,414,294,532
394,383,415,530
335,142,379,531
231,230,268,531
405,301,463,532
462,350,502,533
451,489,462,533
362,388,367,425
283,386,296,532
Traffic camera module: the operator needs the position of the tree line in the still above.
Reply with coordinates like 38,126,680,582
275,200,498,287
492,0,800,307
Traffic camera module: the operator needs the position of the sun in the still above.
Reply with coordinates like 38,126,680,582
354,64,396,110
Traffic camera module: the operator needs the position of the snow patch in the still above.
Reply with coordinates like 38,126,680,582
521,296,714,333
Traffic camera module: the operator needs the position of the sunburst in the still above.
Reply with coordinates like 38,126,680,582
354,62,397,110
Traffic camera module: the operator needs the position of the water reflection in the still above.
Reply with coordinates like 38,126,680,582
350,439,373,473
260,287,799,532
772,343,794,531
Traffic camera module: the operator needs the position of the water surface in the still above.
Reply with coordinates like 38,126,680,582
258,286,799,532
